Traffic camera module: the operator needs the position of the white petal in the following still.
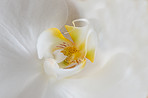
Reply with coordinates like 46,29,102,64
0,0,68,55
43,82,77,98
17,73,48,98
0,0,68,97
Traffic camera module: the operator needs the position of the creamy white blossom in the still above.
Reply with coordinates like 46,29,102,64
0,0,148,98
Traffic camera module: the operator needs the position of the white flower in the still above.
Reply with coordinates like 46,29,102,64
0,0,148,98
37,18,97,80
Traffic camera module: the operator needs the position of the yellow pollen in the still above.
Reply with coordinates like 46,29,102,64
61,46,83,65
61,46,78,56
64,55,75,64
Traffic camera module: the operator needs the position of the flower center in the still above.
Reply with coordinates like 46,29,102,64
56,43,84,69
60,46,84,68
37,19,96,79
61,46,78,56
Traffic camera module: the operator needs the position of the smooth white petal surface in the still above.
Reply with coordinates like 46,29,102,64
0,0,68,97
0,0,68,55
65,0,148,97
17,73,49,98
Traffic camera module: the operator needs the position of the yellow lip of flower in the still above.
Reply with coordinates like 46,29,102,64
37,19,97,70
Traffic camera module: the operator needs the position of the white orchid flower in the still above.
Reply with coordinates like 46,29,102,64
37,18,97,79
0,0,148,98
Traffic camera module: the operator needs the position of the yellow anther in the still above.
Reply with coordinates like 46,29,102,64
64,55,75,65
61,46,78,56
60,46,84,66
